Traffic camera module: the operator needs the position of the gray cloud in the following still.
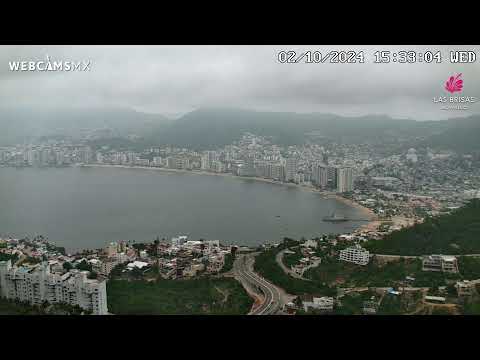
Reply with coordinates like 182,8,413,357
0,45,479,120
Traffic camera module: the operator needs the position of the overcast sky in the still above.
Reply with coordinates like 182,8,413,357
0,45,479,120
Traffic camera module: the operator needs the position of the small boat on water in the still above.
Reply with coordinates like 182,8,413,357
322,212,349,222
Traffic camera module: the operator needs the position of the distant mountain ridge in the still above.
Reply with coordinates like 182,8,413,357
149,108,480,152
0,107,171,145
1,107,479,153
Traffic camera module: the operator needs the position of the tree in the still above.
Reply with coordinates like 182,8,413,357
131,267,144,279
109,264,124,279
446,284,457,296
63,262,73,271
88,271,98,280
76,260,92,272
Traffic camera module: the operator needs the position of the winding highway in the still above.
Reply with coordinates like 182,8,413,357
233,253,283,315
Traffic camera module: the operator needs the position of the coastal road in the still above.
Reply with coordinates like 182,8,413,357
275,248,321,281
233,253,283,315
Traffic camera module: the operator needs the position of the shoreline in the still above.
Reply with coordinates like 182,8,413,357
1,164,380,253
81,164,378,230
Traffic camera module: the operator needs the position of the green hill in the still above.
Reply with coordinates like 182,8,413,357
148,109,480,152
147,108,433,150
425,115,480,153
365,199,480,255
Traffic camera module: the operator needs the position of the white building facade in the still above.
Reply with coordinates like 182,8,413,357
285,157,298,182
336,167,354,193
339,245,370,265
0,260,108,315
312,164,328,188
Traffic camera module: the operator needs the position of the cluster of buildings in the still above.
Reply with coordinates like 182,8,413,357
0,236,109,315
0,260,108,315
2,129,480,223
289,240,322,277
422,254,459,274
5,132,479,216
0,145,93,167
0,233,232,315
151,236,228,279
0,133,356,193
356,147,480,210
5,131,478,222
72,236,229,280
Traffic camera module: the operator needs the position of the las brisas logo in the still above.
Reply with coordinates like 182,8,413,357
434,73,476,110
444,73,463,93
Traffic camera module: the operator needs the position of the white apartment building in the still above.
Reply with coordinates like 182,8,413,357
339,244,370,265
422,255,459,273
0,260,108,315
312,164,328,188
336,167,354,193
303,297,334,312
100,259,118,276
285,157,298,182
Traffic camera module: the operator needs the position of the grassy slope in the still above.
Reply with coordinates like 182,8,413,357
365,199,480,255
107,277,253,315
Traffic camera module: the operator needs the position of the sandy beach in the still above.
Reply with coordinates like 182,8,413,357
81,164,378,232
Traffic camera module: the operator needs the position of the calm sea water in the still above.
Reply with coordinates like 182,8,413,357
0,166,366,252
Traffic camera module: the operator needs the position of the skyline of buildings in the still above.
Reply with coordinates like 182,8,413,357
0,133,359,194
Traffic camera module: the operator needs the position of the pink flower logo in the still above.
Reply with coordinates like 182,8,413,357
445,73,463,93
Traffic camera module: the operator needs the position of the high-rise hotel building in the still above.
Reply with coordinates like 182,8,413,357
336,167,354,193
285,157,298,182
312,163,329,188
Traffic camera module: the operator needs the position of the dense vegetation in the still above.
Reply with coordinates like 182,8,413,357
254,239,335,297
334,291,377,315
0,298,87,315
457,257,480,280
426,115,480,153
305,257,439,288
220,253,234,273
75,260,93,272
147,109,441,150
377,294,407,315
107,278,253,315
463,299,480,315
2,107,479,152
0,253,18,263
365,199,480,255
283,248,304,268
305,255,480,288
